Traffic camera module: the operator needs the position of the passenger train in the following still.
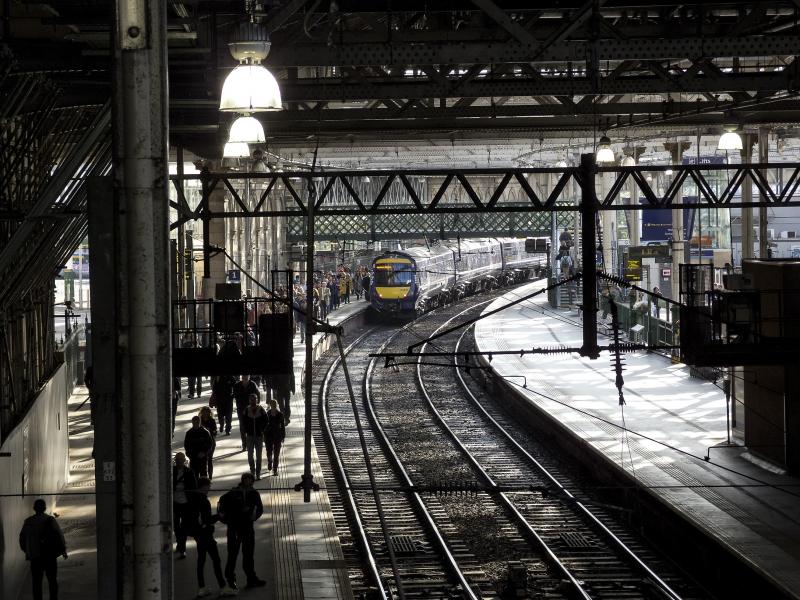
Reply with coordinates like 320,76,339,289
368,237,549,316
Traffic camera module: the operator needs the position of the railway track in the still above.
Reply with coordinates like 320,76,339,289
317,289,711,599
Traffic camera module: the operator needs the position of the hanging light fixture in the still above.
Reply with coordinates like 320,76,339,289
228,115,265,144
621,155,636,167
219,21,282,113
718,129,743,151
223,142,250,158
596,135,616,164
556,160,569,168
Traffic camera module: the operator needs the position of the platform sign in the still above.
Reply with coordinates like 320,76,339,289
625,258,642,281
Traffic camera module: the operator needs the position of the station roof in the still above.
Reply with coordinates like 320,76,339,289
4,2,800,158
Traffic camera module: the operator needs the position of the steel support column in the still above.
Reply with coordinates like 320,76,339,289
113,1,172,599
579,153,599,359
758,128,769,258
741,135,755,262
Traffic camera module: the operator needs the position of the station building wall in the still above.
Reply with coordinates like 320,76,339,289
0,364,70,600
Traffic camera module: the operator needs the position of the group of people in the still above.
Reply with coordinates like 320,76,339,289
179,374,288,483
173,463,266,596
291,266,372,341
173,373,288,596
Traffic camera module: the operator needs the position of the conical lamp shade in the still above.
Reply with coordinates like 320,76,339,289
718,131,743,151
220,65,282,112
223,142,250,158
228,116,265,144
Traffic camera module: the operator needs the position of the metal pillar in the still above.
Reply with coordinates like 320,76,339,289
579,153,599,359
297,179,319,500
665,142,689,299
741,134,755,262
112,1,172,599
87,177,120,599
758,128,769,258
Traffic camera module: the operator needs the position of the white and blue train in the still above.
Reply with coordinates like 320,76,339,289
369,237,549,316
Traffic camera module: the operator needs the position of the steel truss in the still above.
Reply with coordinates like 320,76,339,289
170,162,800,229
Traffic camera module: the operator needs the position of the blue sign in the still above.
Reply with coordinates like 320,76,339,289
227,269,241,283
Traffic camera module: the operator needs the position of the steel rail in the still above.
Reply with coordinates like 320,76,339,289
415,299,594,600
365,332,480,600
319,327,391,600
451,330,685,600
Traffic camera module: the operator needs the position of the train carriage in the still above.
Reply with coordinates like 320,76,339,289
369,237,549,317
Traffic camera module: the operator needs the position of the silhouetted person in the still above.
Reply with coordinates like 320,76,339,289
19,498,67,600
173,452,197,559
264,399,286,476
184,416,213,478
218,473,265,594
191,478,226,597
233,375,260,450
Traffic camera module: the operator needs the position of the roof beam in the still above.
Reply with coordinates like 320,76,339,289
265,35,800,66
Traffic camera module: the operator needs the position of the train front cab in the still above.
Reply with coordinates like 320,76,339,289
371,255,418,314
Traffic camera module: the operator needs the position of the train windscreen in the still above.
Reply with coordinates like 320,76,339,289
374,264,415,286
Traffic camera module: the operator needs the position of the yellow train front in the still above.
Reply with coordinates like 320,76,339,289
368,253,419,315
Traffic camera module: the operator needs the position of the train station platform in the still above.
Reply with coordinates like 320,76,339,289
19,299,367,600
474,280,800,599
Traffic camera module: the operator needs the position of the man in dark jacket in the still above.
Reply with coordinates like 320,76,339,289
173,452,197,559
212,375,236,435
190,478,226,597
233,375,260,450
241,394,267,479
184,416,214,478
19,499,67,600
218,473,266,594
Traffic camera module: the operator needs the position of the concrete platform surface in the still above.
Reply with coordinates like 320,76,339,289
17,299,366,600
474,280,800,599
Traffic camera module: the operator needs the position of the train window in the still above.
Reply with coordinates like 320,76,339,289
374,265,414,286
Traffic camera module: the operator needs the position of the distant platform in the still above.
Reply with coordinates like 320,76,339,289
475,280,800,599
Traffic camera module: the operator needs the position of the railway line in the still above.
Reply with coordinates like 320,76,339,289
315,289,712,599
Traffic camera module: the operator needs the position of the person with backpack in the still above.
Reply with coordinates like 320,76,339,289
218,473,266,594
190,478,226,598
19,498,67,600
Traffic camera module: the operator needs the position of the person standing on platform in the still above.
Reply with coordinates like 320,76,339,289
191,478,226,597
19,499,67,600
212,375,236,436
218,473,266,594
264,399,286,476
242,393,267,479
233,375,260,450
332,275,341,310
340,272,350,304
173,452,197,559
361,271,371,302
184,413,213,479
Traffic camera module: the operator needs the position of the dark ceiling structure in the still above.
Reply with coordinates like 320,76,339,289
4,1,800,156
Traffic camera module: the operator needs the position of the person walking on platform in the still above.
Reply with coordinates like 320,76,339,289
200,409,220,478
271,371,293,424
264,399,286,476
233,375,260,450
218,473,266,594
212,375,236,436
185,415,213,478
190,478,226,597
19,499,67,600
242,393,267,479
173,452,197,559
